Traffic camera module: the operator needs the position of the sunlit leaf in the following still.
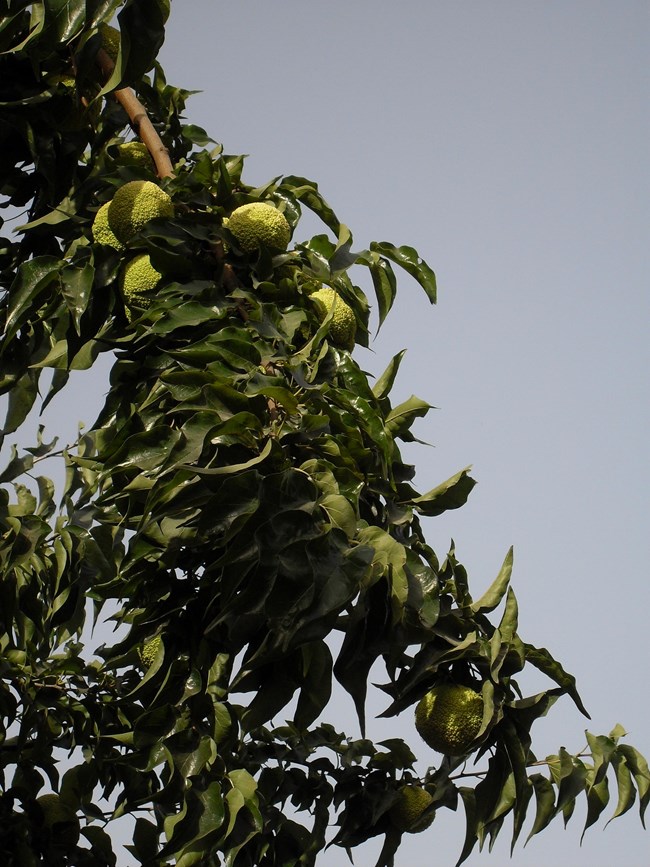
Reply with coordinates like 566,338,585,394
410,466,476,516
369,241,437,304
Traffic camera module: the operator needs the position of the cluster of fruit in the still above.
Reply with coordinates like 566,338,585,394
386,685,484,833
91,177,357,346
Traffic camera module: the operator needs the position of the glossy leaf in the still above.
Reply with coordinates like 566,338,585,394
369,241,437,304
410,466,476,516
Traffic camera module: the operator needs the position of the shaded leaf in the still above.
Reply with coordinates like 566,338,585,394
471,547,514,614
525,773,556,844
524,644,590,718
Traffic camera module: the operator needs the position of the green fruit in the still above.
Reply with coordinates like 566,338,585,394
119,254,162,316
310,286,356,350
46,74,77,90
389,785,434,834
108,180,173,243
415,684,484,756
98,23,121,61
91,202,124,250
116,142,154,171
36,794,80,848
138,635,162,668
226,202,291,252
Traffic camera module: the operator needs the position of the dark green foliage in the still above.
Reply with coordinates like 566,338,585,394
0,3,648,865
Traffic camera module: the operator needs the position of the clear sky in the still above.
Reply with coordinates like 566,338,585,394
7,1,649,864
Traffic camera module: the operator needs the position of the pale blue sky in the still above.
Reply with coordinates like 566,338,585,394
4,1,648,864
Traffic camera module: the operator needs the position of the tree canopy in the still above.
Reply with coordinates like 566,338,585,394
0,2,648,865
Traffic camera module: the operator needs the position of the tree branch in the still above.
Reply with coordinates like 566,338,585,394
95,47,174,179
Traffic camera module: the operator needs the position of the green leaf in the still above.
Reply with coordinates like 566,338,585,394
369,241,437,304
556,748,587,814
1,370,39,435
279,175,340,235
608,753,636,822
182,438,273,475
374,828,402,867
585,730,617,787
487,587,519,680
0,445,34,483
319,493,357,537
223,770,262,863
526,774,557,843
117,0,170,81
410,466,476,517
356,526,407,597
87,1,124,30
294,641,333,731
3,5,45,51
456,788,479,866
617,744,650,826
5,255,61,341
181,124,215,146
385,394,432,440
81,826,117,866
355,249,397,329
188,781,225,848
524,643,590,718
131,817,160,863
133,705,177,749
582,775,610,840
60,262,94,332
471,547,514,614
106,426,181,473
372,350,406,401
43,0,86,43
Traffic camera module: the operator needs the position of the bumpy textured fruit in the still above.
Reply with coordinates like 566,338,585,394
138,635,162,668
226,202,291,252
108,180,173,243
36,794,80,848
47,74,77,90
119,254,162,315
310,286,356,350
389,785,434,834
91,202,124,250
415,684,484,756
116,142,154,171
98,23,120,61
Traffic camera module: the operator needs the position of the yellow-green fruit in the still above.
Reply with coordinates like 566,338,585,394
91,202,124,250
226,202,291,252
389,785,434,834
36,794,80,848
47,73,77,90
108,180,173,243
116,142,154,171
119,254,162,314
99,23,121,61
311,286,356,350
415,684,484,756
138,635,162,668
